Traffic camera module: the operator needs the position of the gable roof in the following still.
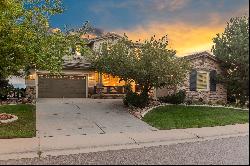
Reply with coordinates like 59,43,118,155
62,32,123,70
88,32,123,43
183,51,219,62
62,54,91,70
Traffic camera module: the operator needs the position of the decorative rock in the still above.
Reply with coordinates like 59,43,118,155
0,113,18,124
133,112,142,119
127,99,163,119
21,98,29,104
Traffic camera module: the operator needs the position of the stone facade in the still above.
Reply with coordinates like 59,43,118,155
156,52,227,104
25,86,36,103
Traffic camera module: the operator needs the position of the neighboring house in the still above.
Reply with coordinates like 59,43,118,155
156,51,227,104
25,33,227,104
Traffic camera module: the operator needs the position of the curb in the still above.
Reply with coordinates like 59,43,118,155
0,131,248,161
39,132,250,158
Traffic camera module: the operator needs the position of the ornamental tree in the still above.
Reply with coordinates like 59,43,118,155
212,16,249,105
0,0,90,78
87,35,190,103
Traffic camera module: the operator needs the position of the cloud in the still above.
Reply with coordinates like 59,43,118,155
112,4,249,56
90,0,190,14
148,0,190,12
85,0,249,56
114,21,225,56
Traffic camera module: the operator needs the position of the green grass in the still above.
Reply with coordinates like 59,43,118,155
0,104,36,139
143,105,249,130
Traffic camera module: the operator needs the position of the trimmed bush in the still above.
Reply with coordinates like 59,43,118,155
158,90,186,104
123,91,149,108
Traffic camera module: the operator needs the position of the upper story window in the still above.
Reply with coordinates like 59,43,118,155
197,71,209,91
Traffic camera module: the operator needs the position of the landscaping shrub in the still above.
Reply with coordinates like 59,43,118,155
207,101,213,105
192,100,206,105
123,91,149,108
185,99,193,105
158,90,186,104
216,100,226,106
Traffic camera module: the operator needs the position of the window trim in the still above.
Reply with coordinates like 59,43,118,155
196,70,210,91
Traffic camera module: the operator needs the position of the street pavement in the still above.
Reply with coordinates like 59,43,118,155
0,123,248,161
0,135,248,165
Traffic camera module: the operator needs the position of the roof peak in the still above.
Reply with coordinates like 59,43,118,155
182,50,213,56
183,51,218,62
88,32,122,42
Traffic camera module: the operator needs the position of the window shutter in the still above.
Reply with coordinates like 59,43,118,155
210,70,217,91
190,69,197,91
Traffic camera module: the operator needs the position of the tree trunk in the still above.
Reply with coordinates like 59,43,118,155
140,84,151,104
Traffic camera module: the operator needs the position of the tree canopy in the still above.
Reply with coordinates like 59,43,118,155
0,0,90,78
87,35,190,99
212,16,249,105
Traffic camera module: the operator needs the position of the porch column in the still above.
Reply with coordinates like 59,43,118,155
97,72,103,94
97,72,103,86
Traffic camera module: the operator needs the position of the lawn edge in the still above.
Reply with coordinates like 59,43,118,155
141,103,249,118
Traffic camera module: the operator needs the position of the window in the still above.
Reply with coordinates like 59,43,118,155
197,71,209,91
94,73,126,86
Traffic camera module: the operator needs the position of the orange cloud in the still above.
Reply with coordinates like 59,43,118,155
114,5,249,56
115,21,224,56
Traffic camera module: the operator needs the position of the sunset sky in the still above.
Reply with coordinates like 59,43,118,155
50,0,249,56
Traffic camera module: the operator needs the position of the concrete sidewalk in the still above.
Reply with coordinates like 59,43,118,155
0,123,248,161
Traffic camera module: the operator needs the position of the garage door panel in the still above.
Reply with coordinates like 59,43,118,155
38,75,87,98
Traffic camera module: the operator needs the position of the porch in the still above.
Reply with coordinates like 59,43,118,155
89,73,138,99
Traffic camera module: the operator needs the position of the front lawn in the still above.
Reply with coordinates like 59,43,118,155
0,104,36,139
143,105,249,130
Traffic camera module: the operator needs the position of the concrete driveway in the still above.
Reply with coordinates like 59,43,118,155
36,98,156,138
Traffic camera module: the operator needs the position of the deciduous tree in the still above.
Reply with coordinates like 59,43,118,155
0,0,90,78
87,35,190,105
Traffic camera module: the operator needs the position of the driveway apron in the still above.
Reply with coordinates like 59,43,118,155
36,98,156,138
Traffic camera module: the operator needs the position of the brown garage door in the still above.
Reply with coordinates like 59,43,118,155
38,75,87,98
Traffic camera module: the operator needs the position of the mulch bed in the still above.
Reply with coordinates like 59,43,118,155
0,113,14,120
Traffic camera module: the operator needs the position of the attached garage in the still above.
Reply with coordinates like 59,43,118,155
38,74,87,98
